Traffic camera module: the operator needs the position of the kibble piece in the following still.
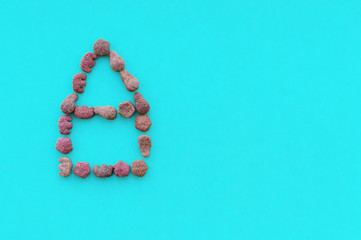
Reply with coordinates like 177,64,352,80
132,159,148,177
74,105,95,119
135,115,152,132
72,73,87,93
73,162,91,178
118,101,135,118
93,164,113,178
120,70,139,92
138,135,151,158
93,39,110,56
58,115,72,135
61,93,78,114
134,92,150,115
56,137,73,154
113,161,130,177
109,50,125,71
94,106,116,120
80,52,97,73
58,157,73,177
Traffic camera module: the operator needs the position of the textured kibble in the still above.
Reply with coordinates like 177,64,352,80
93,39,110,56
118,101,135,118
113,161,130,177
72,73,87,93
56,137,73,154
93,164,113,178
80,52,97,73
109,50,125,71
73,162,91,178
120,70,139,92
135,115,152,132
58,115,72,135
58,157,73,177
132,159,148,177
74,105,95,119
138,135,151,158
60,93,78,114
134,92,150,115
94,106,116,120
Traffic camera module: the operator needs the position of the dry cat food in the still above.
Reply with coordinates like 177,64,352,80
138,135,151,158
73,162,91,178
72,73,87,93
118,101,135,118
93,39,110,56
113,161,130,177
61,93,78,114
58,115,72,135
135,114,152,132
80,52,97,73
94,106,117,120
74,105,95,119
134,92,150,115
93,164,113,178
132,160,148,177
120,70,139,92
109,50,125,71
56,137,73,154
56,38,152,179
58,157,73,177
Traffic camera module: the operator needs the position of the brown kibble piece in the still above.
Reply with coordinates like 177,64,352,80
93,164,113,178
58,157,73,177
60,93,78,114
74,105,95,119
133,92,150,115
93,39,110,56
109,50,125,71
118,101,135,118
132,159,148,177
94,106,116,120
135,115,152,132
120,70,139,92
138,135,151,158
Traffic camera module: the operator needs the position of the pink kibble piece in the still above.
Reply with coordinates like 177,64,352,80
73,73,87,93
113,161,130,177
73,162,91,178
80,52,97,73
56,137,73,154
74,105,95,119
58,115,72,135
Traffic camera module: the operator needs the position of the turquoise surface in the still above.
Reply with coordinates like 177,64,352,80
1,0,361,239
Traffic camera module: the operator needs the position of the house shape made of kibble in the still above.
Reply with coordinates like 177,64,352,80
56,39,152,179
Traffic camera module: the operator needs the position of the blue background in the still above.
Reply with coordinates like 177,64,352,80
0,0,360,239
